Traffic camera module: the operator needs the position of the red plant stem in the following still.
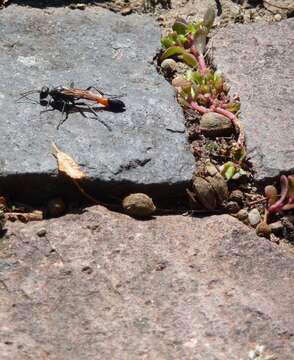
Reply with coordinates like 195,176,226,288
213,106,245,149
190,47,207,75
197,53,207,74
268,175,289,214
191,102,245,148
191,102,209,114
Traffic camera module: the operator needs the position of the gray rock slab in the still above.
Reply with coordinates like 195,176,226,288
0,5,194,203
1,207,294,359
210,19,294,182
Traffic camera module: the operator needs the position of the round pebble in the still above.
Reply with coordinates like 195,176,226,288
160,59,177,73
256,221,271,239
122,193,156,218
199,112,233,138
229,189,244,205
274,14,282,22
236,209,249,222
37,228,47,237
248,208,261,227
226,201,240,214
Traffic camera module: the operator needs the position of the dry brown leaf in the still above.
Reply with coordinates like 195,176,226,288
51,142,86,181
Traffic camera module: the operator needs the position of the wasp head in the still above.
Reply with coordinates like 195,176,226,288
40,86,50,100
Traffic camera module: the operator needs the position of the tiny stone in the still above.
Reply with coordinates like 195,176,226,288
160,59,177,73
205,163,218,177
37,228,47,237
248,208,261,227
256,221,271,239
69,3,86,10
192,177,217,210
236,209,248,222
199,112,233,138
226,201,240,214
274,14,282,21
76,3,86,10
121,6,133,16
122,193,156,218
229,189,244,205
206,174,229,205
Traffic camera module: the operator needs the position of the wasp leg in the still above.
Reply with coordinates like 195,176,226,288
74,101,99,118
56,112,69,130
71,104,92,119
56,101,70,130
40,108,55,115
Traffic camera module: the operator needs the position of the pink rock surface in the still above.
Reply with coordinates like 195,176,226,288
0,206,293,359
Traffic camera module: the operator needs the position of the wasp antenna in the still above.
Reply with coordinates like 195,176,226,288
16,94,39,103
20,89,40,96
108,92,127,99
16,90,39,102
17,98,39,105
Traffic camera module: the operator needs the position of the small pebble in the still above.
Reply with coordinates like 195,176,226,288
121,6,132,15
206,174,229,205
69,3,86,10
236,209,248,222
122,193,156,218
37,228,47,237
160,59,177,73
192,177,217,210
256,221,271,239
248,208,261,227
274,13,282,21
199,112,233,138
229,189,244,205
226,201,240,214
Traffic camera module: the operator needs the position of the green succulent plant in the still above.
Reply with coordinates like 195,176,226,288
160,7,216,72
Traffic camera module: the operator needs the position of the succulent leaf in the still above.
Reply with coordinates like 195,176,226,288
160,46,186,62
178,52,198,67
193,28,207,54
172,21,188,35
203,7,216,30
